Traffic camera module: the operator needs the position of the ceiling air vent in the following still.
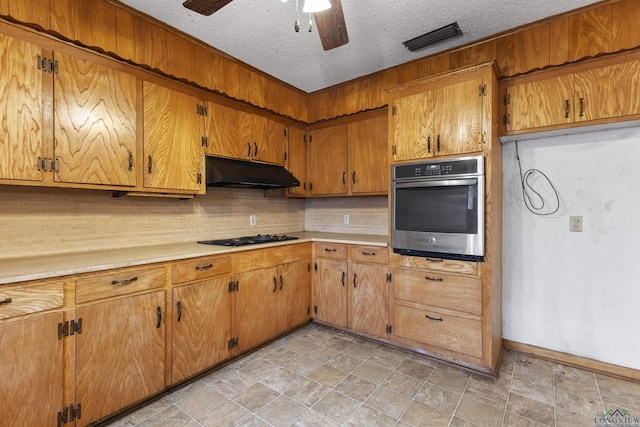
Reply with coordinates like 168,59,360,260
403,22,463,52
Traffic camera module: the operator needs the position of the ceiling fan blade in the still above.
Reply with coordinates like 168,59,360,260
183,0,234,16
314,0,349,51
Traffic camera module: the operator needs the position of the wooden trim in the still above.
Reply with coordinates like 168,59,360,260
503,339,640,383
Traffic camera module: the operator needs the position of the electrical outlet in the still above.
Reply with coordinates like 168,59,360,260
344,214,350,225
250,215,256,226
570,216,583,232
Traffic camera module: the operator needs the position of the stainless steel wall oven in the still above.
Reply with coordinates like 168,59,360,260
391,156,484,261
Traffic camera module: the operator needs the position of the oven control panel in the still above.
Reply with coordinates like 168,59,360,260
393,156,483,179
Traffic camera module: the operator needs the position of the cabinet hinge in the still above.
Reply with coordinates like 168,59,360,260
314,263,318,272
57,406,68,427
37,157,46,172
57,322,66,339
386,324,392,334
392,105,397,116
52,60,59,74
228,281,238,293
70,318,82,335
58,319,81,338
228,337,238,350
479,84,486,96
197,173,202,184
69,403,81,422
201,136,208,147
503,93,510,105
313,305,318,315
196,104,207,116
391,145,397,156
386,273,392,282
503,114,510,126
51,158,60,173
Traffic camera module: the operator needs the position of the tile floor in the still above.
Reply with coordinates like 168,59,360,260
104,323,640,427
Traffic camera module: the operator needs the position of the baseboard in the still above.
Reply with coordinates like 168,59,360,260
503,339,640,383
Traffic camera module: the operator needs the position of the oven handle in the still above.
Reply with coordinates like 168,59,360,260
393,178,478,188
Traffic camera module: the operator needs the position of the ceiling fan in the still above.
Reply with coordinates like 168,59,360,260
182,0,349,50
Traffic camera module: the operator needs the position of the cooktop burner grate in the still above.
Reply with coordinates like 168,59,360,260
197,234,299,247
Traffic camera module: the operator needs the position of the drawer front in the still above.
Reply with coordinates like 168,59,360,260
172,255,231,284
349,246,389,264
76,266,165,304
394,304,482,358
396,255,478,275
315,243,347,259
0,281,64,320
393,268,481,315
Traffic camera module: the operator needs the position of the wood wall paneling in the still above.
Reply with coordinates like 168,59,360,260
430,53,451,75
75,0,117,53
193,48,216,91
449,40,497,71
612,0,640,51
7,0,49,29
49,0,74,40
513,25,550,75
115,7,135,61
0,0,7,15
549,18,570,66
568,5,612,62
213,55,240,100
166,31,196,82
134,16,167,71
495,35,515,77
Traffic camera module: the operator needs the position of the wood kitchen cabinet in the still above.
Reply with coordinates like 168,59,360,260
0,278,65,426
500,51,640,138
204,102,243,159
313,243,348,327
143,81,204,193
287,126,308,197
239,112,287,165
307,110,388,197
389,64,489,162
276,259,311,334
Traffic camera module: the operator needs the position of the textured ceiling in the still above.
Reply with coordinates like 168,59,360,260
118,0,601,92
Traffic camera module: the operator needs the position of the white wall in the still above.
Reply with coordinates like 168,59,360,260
502,125,640,370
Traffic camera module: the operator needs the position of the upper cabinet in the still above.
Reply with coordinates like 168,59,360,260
239,112,288,165
54,52,137,187
0,33,44,183
500,50,640,138
142,81,204,193
287,126,308,197
204,102,243,160
307,111,388,197
389,67,488,162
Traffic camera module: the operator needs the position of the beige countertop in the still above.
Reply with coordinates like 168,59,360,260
0,232,388,285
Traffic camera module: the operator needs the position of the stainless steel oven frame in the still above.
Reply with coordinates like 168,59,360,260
391,156,485,261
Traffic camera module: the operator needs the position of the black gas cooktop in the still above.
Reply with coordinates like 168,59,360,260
197,234,299,247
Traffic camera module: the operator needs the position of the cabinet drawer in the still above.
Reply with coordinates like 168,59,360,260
0,281,64,320
394,304,482,358
396,255,478,275
76,266,165,304
393,268,481,315
172,255,231,284
349,246,389,264
315,243,347,259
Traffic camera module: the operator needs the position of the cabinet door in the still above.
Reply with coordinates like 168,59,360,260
277,259,311,334
505,74,575,132
172,276,232,383
308,124,348,195
0,33,44,182
574,59,640,122
0,312,64,427
54,52,137,186
287,126,307,196
239,113,287,165
348,115,388,194
76,291,165,425
436,77,484,156
348,263,389,339
313,258,347,328
143,81,203,192
235,266,278,353
391,90,435,162
205,102,243,159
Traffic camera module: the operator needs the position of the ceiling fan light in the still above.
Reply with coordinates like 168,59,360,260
303,0,331,13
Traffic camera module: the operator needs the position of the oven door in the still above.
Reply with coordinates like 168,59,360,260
391,177,484,260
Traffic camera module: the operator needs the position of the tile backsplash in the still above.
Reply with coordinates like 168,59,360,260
304,196,388,235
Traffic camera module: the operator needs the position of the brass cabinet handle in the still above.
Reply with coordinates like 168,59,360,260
425,276,443,282
273,277,277,292
342,171,346,185
156,307,162,328
128,152,133,171
341,271,345,287
425,314,443,322
147,156,153,173
0,297,12,306
362,251,376,256
247,143,252,156
564,99,570,119
279,275,283,290
353,273,357,288
176,301,183,322
195,263,213,271
111,276,138,286
427,136,431,153
579,97,585,117
254,142,258,157
352,171,356,184
436,135,441,152
324,248,337,252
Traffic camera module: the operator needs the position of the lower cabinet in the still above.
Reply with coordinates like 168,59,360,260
172,275,232,383
75,290,166,426
313,243,390,339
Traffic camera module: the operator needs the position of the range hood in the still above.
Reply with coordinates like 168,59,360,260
205,156,300,189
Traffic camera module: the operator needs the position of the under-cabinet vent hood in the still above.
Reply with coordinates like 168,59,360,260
205,156,300,189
